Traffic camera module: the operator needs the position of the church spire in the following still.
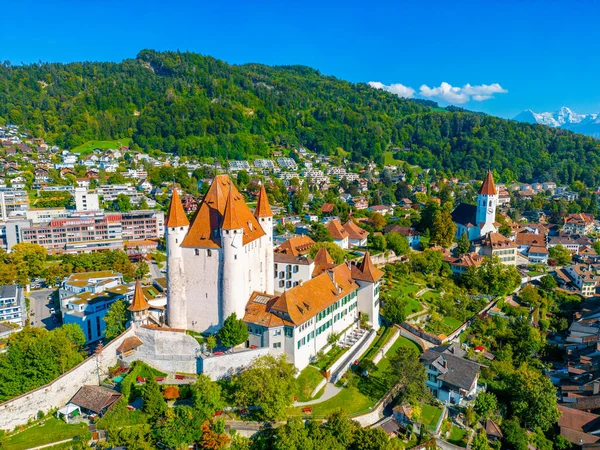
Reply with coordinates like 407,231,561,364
254,183,273,218
128,280,150,312
165,187,189,227
479,170,497,196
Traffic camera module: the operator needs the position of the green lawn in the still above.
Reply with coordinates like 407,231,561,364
3,418,88,450
296,366,325,402
442,316,463,330
404,297,424,316
447,425,468,446
71,138,131,155
363,327,393,360
421,404,443,430
420,290,441,303
383,151,403,166
288,384,373,418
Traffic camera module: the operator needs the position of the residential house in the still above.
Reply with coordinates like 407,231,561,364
549,234,593,254
443,252,484,276
564,213,596,235
343,219,369,247
0,285,25,326
420,343,481,405
326,219,349,249
384,224,421,249
471,232,518,266
368,205,394,216
273,235,316,293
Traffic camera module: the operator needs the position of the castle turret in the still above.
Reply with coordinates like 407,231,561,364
128,280,151,325
166,188,189,329
220,187,246,324
476,170,498,237
254,183,274,294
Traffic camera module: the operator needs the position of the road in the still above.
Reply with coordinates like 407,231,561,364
28,288,59,331
149,261,164,279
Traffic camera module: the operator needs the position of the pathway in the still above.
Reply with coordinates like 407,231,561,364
294,382,342,407
28,438,75,450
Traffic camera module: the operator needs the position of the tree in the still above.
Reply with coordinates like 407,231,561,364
206,335,217,353
368,234,387,252
430,209,456,248
501,417,529,450
198,421,230,450
370,213,386,231
386,347,427,405
308,223,332,242
135,260,150,280
115,194,132,212
549,244,572,266
61,323,86,350
474,392,498,421
410,249,443,275
142,378,167,418
471,429,491,450
217,313,249,348
163,386,180,401
383,296,407,324
104,300,130,340
153,406,203,449
191,374,224,420
308,242,346,264
236,170,249,186
460,256,521,296
233,354,297,421
508,366,560,431
418,202,439,233
519,284,541,307
456,232,471,255
539,274,557,291
386,232,409,256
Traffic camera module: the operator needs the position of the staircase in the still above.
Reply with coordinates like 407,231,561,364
341,328,367,348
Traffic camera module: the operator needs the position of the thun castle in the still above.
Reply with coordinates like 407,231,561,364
165,175,383,370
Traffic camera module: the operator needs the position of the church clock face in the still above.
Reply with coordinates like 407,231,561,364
487,207,493,214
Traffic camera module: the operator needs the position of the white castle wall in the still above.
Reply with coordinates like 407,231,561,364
127,326,199,374
181,247,222,333
199,347,271,380
0,327,136,431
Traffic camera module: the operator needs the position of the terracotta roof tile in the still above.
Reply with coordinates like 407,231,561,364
343,219,369,240
351,252,384,283
254,184,273,218
479,171,497,195
275,235,315,257
166,188,189,227
312,247,336,277
326,219,349,240
222,186,243,230
128,280,150,312
182,175,265,248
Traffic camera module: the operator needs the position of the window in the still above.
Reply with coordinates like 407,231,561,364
195,249,200,256
234,255,237,260
273,342,281,349
273,329,282,336
279,280,285,288
207,249,212,257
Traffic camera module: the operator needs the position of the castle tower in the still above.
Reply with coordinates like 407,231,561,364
351,252,384,331
254,183,274,295
128,280,151,325
476,170,498,237
165,188,189,329
220,186,246,322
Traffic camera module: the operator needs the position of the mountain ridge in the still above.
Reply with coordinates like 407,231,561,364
2,50,600,186
514,107,600,137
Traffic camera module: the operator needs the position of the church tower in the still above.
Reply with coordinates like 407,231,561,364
476,170,498,237
165,188,189,329
128,280,151,325
254,183,274,295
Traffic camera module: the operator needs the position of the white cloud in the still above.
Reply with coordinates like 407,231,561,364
369,80,507,104
368,81,415,98
419,82,508,104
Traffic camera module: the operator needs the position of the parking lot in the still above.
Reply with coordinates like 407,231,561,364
28,288,60,331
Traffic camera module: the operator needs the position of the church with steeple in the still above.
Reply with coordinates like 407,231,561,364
451,170,499,241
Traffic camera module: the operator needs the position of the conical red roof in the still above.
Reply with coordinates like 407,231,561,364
128,280,150,312
351,252,384,283
222,187,243,230
254,184,273,218
166,188,189,227
479,171,497,195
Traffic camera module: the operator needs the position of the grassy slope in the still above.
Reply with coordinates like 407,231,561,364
3,418,87,450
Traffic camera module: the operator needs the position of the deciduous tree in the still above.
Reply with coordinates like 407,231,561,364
218,313,249,348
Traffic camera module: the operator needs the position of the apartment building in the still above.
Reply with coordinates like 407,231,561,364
0,285,25,326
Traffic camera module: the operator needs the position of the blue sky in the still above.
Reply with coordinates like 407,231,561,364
1,0,598,118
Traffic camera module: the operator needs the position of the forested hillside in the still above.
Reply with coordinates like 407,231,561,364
2,50,600,185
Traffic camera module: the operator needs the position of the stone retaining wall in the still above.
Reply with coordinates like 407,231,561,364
372,328,400,365
199,347,271,380
0,327,136,431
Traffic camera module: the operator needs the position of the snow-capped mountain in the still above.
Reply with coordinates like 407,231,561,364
514,107,600,137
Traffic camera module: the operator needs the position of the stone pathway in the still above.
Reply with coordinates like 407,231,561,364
294,382,342,407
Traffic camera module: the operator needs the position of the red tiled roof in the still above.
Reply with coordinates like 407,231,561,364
326,219,349,240
254,184,273,218
351,252,384,283
480,171,497,195
166,188,190,228
128,280,150,312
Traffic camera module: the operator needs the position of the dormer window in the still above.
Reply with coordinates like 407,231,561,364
248,222,253,231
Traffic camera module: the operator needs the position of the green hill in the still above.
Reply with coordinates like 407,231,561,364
1,50,600,185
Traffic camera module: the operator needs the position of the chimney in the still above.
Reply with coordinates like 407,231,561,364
594,381,599,395
442,358,448,369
